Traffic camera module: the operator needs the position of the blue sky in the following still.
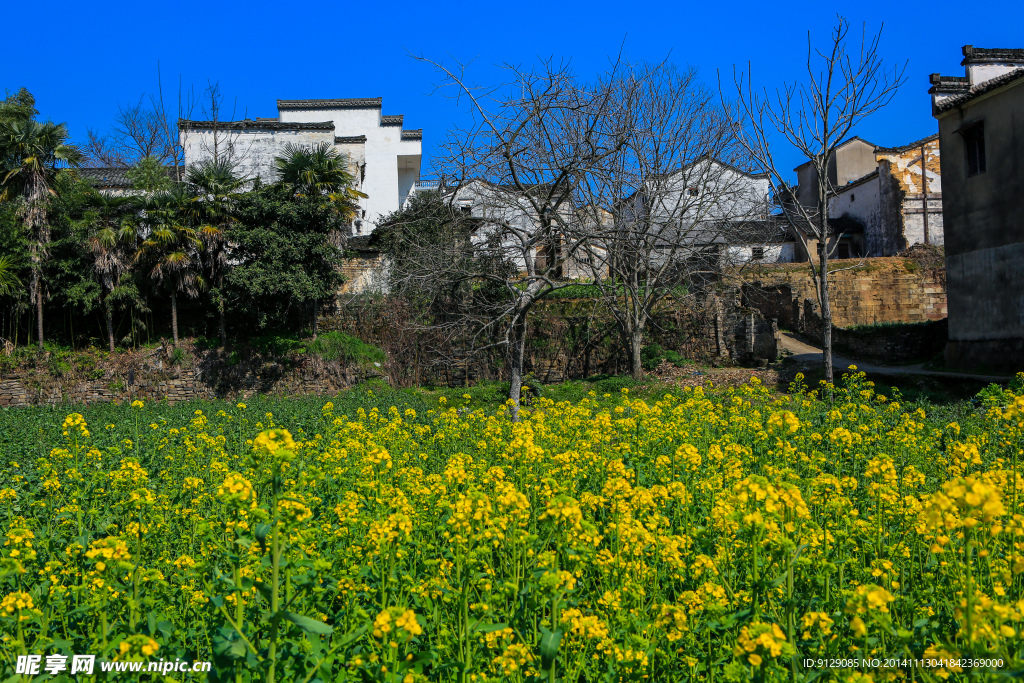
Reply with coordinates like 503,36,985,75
3,0,1021,184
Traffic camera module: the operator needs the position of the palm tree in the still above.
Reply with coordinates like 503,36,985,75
274,143,365,337
0,256,21,296
274,142,365,217
137,187,205,347
185,159,244,347
83,192,141,352
0,120,82,349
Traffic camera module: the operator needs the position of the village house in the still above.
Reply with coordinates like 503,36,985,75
791,135,944,259
448,179,603,280
619,157,788,268
930,45,1024,372
179,97,423,233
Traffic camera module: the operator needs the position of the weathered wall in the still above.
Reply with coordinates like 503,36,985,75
936,76,1024,372
743,257,947,332
831,319,948,364
878,138,944,252
340,254,390,295
0,350,380,408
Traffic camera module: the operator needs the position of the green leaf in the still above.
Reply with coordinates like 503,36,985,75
538,626,563,671
283,611,334,635
474,622,510,633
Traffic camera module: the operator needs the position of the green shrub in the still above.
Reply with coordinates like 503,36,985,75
307,331,386,366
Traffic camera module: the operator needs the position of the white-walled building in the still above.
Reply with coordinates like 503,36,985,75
179,97,422,232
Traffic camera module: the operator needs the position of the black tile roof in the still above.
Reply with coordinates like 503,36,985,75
928,74,970,94
178,119,335,131
381,115,403,126
935,68,1024,113
874,133,939,155
961,46,1024,65
401,129,423,140
335,135,367,144
277,98,382,109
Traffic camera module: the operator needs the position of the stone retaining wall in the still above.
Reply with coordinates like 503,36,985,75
743,257,946,331
0,350,381,408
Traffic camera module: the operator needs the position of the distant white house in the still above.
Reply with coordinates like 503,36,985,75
179,97,423,233
619,157,793,266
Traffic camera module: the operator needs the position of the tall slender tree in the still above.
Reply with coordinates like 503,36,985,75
185,158,244,347
137,187,205,346
82,193,141,352
274,142,364,337
0,120,83,349
727,18,905,382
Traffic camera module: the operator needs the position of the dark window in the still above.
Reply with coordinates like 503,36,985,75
850,193,855,202
751,247,765,260
965,122,986,176
687,187,699,197
837,243,851,260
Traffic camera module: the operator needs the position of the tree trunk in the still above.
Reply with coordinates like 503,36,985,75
819,246,834,384
219,301,226,348
218,273,227,348
312,299,319,341
106,304,115,354
507,315,528,423
171,289,179,347
35,271,44,351
630,327,644,379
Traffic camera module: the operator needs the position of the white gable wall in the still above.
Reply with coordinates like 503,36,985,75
279,106,422,230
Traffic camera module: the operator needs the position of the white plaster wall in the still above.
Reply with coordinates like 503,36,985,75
968,63,1023,86
279,107,421,228
830,175,881,251
181,127,335,186
454,181,598,276
725,244,795,265
644,160,771,228
902,198,945,247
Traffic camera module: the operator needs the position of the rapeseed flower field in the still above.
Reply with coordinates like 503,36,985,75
1,372,1023,681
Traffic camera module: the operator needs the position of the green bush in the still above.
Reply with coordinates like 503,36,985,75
641,343,691,370
307,331,386,366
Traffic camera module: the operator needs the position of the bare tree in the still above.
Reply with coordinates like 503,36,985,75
83,64,194,180
727,17,905,383
580,64,774,378
402,54,644,420
176,81,256,177
84,97,177,168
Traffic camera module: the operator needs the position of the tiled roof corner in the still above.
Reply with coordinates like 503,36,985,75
401,129,423,140
935,68,1024,113
335,135,367,144
276,98,382,109
381,115,404,126
928,73,970,95
961,46,1024,65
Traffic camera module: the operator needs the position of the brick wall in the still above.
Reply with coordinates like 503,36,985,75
743,257,946,332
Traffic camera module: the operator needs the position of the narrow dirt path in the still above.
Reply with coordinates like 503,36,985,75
778,332,1012,383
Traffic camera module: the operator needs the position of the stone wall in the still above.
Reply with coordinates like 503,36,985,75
831,319,948,364
0,348,382,409
743,257,947,332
